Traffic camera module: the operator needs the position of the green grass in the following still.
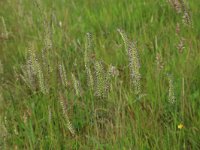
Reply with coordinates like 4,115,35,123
0,0,200,149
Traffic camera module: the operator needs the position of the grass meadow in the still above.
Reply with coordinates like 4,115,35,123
0,0,200,149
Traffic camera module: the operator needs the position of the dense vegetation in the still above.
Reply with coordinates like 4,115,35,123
0,0,200,149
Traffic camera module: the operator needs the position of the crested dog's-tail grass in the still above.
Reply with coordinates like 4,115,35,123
84,33,94,90
117,29,129,53
71,73,81,97
59,93,76,136
20,42,47,94
167,0,192,26
59,63,68,88
168,74,176,104
118,29,142,98
94,61,105,98
35,58,46,94
43,17,53,51
93,61,112,98
156,53,164,72
167,0,182,13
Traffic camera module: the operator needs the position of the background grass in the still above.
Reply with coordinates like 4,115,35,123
0,0,200,149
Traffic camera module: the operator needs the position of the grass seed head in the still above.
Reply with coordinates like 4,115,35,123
168,75,175,104
156,53,164,71
94,61,105,98
71,73,81,97
177,37,185,53
84,33,94,90
59,93,76,135
59,63,68,88
117,29,130,54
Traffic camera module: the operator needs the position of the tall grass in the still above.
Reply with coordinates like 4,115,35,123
0,0,200,149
